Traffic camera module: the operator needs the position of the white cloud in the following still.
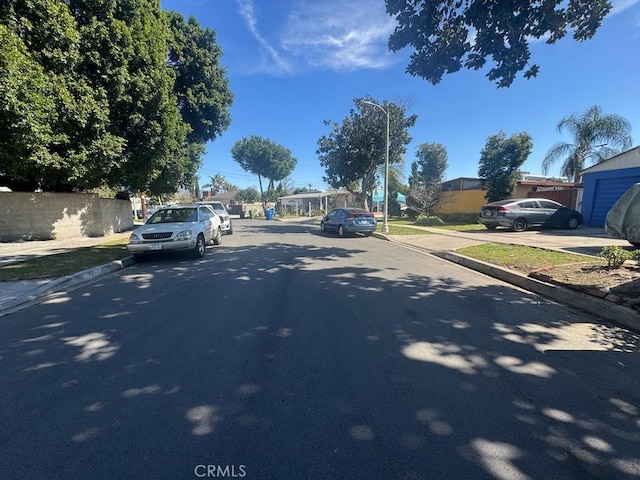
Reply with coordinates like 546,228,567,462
610,0,640,15
282,0,399,72
236,0,293,74
234,0,400,75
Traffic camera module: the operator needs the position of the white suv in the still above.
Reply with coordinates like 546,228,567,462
127,204,222,260
198,201,233,234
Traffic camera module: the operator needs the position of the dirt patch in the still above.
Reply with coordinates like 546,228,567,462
530,262,640,293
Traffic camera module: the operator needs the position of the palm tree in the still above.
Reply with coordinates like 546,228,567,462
542,106,632,181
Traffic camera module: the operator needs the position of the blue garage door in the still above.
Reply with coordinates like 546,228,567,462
591,176,640,226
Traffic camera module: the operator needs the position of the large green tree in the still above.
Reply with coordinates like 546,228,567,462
317,96,417,210
167,13,233,146
231,136,297,210
542,106,632,182
72,0,190,195
478,131,533,202
0,0,232,195
407,142,448,215
385,0,612,87
235,187,260,203
0,0,123,191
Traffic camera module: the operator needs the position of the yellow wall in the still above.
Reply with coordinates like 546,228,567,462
434,190,486,214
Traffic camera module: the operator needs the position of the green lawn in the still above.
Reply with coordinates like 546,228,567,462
0,237,130,281
377,222,432,235
385,218,485,232
456,243,602,272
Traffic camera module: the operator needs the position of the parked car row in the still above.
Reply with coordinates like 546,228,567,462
127,191,639,253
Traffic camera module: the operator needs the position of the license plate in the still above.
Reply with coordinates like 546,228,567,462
356,219,371,225
149,243,163,251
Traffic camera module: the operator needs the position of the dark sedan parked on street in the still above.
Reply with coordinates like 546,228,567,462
478,198,583,232
320,208,377,237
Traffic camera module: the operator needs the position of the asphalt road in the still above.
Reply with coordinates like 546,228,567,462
1,220,639,480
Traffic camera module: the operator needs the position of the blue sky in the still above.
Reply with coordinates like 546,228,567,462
160,0,640,191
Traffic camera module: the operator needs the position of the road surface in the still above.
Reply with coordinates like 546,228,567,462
1,220,639,479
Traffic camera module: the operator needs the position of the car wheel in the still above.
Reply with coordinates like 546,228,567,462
192,234,206,258
213,228,222,245
484,225,497,230
320,221,326,232
338,225,345,237
512,218,527,232
566,216,579,229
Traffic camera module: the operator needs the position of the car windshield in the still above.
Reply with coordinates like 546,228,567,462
148,208,197,224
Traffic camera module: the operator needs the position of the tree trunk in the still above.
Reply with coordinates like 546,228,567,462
258,175,266,213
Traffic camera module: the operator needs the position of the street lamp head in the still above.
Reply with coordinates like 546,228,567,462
362,100,386,113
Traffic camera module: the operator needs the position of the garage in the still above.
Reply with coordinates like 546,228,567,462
579,147,640,227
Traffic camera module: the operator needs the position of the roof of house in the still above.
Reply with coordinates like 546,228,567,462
579,146,640,175
278,191,348,201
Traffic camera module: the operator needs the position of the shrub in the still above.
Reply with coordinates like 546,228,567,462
598,246,630,268
438,212,479,224
415,215,445,226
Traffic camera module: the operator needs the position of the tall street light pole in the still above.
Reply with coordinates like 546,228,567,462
363,101,389,233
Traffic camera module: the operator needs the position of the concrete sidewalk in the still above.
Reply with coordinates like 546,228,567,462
0,222,638,333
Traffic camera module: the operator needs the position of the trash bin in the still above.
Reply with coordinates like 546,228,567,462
265,208,274,220
249,210,255,220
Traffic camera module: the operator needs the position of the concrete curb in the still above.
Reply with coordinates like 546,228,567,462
438,251,640,333
0,256,136,317
376,232,640,334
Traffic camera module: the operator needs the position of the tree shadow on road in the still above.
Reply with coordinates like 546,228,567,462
1,232,639,479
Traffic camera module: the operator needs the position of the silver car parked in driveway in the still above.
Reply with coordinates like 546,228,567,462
127,204,222,260
478,198,583,232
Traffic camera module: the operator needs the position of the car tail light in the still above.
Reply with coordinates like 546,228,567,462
496,206,508,216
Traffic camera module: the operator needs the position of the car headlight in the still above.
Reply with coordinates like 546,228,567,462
129,233,141,244
175,230,192,240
